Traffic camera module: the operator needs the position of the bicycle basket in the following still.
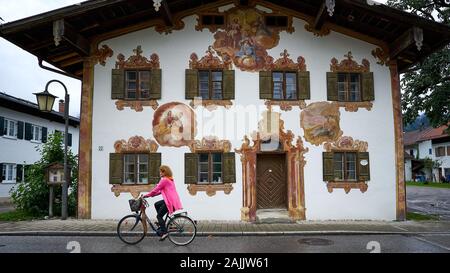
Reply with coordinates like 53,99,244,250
128,198,142,212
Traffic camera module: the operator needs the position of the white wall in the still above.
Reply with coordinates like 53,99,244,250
90,12,396,220
405,159,412,181
0,106,79,197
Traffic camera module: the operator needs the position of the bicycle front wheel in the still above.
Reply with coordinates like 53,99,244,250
167,215,197,246
117,214,146,245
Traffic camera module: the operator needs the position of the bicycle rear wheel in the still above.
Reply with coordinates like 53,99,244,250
167,215,197,246
117,214,146,245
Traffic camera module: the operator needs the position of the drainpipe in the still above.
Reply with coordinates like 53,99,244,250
38,58,82,80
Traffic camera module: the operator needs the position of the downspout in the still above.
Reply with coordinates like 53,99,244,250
38,58,82,80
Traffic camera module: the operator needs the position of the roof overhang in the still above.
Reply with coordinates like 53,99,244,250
1,0,450,79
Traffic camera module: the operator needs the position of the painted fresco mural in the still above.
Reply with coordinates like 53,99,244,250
152,102,197,147
212,7,285,72
300,102,343,146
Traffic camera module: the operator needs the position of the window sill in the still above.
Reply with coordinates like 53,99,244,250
1,181,17,184
336,101,373,112
264,99,307,111
115,99,159,112
189,99,233,111
326,181,368,194
187,183,233,197
111,183,156,198
2,135,17,140
30,140,42,144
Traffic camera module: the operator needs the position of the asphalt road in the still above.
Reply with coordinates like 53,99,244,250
407,186,450,220
0,234,449,253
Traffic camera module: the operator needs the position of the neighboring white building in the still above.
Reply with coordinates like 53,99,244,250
404,126,450,182
0,92,80,198
2,1,450,221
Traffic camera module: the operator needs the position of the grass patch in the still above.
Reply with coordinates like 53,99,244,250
406,212,439,221
406,181,450,189
0,210,41,221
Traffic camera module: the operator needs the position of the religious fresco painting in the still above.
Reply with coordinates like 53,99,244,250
152,102,197,147
212,7,286,72
300,102,343,146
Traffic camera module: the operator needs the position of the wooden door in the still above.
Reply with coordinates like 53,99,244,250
256,154,287,209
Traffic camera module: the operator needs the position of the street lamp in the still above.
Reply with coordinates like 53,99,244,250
33,79,70,220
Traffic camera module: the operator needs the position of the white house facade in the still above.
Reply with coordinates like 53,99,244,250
0,93,80,198
404,126,450,182
2,0,450,222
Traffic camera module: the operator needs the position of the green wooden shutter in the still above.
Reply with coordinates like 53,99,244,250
109,153,123,184
323,152,334,181
326,72,338,101
16,165,23,183
184,153,198,184
297,71,311,100
148,153,161,184
259,71,272,99
223,152,236,183
185,69,198,99
358,152,370,181
361,72,375,101
223,70,235,100
0,117,4,136
25,123,33,141
150,69,162,99
111,69,125,99
17,121,24,139
41,127,47,143
68,133,73,147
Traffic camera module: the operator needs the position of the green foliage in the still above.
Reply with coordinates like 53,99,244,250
10,132,78,217
387,0,450,133
0,210,39,221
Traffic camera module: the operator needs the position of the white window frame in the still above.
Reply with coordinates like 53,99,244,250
31,125,42,143
2,164,17,183
3,118,18,139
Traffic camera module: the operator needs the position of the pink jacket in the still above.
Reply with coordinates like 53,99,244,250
144,177,183,215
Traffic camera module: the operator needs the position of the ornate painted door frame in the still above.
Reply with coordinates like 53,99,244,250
236,118,308,222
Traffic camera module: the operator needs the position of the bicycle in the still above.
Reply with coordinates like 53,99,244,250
117,196,197,246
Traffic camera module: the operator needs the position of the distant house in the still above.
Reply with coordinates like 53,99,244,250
404,125,450,182
0,92,80,198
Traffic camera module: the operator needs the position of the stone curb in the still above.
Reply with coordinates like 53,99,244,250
1,230,450,237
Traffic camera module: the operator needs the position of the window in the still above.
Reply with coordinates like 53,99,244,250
198,153,223,184
429,148,432,155
333,152,357,181
125,70,151,100
32,125,42,142
3,119,17,138
436,147,446,157
200,15,225,26
265,16,288,27
198,70,223,99
409,149,414,157
2,164,16,183
123,154,148,184
447,146,450,156
337,73,361,102
272,71,297,100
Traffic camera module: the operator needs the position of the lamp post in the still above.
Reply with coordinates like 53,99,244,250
34,80,70,220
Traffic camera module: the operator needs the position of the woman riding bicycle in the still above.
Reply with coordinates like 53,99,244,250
143,165,183,240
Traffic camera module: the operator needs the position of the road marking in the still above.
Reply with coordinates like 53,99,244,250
392,225,409,231
412,235,450,251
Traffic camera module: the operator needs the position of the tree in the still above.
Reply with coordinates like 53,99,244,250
11,133,78,217
387,0,450,132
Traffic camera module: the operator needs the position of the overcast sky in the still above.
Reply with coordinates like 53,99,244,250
0,0,387,118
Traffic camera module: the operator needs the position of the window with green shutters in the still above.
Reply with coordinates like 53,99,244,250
109,153,161,185
323,151,370,182
185,152,236,184
327,72,374,102
185,69,235,100
111,69,161,100
259,70,310,100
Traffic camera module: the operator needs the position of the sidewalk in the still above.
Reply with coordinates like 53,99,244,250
1,219,450,236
